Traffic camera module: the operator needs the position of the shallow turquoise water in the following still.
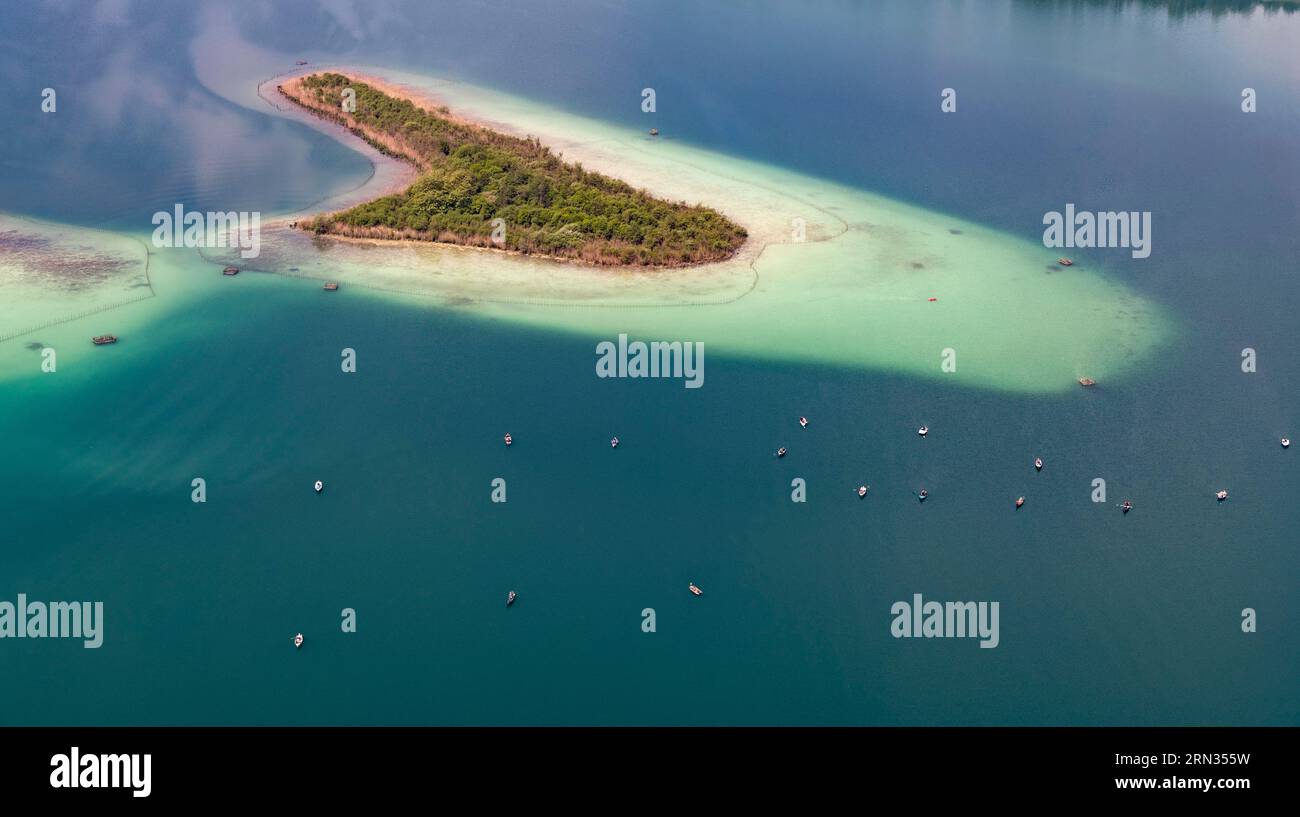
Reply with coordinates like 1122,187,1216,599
2,270,1293,725
1,1,1297,724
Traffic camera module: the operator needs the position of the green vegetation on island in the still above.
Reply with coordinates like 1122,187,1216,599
281,73,747,266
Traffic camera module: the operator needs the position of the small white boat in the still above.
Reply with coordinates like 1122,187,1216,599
504,432,512,447
799,416,808,428
610,437,619,448
313,480,323,494
917,426,929,437
293,633,304,649
857,485,868,498
688,583,703,596
1034,457,1043,471
1121,500,1133,514
1283,438,1291,449
918,489,928,502
1015,496,1025,508
506,591,517,607
776,447,787,458
1215,489,1228,501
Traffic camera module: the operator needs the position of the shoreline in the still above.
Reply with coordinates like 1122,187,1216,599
254,73,419,229
266,227,710,272
271,71,750,270
258,65,783,273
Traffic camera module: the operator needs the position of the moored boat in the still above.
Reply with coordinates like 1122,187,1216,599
504,432,512,446
857,485,868,498
918,489,928,502
1057,257,1074,266
1121,500,1133,514
506,591,517,607
688,583,703,596
1283,437,1291,449
323,282,339,291
222,266,239,276
649,128,659,136
917,425,929,437
313,479,323,494
1215,489,1228,501
293,633,304,649
799,416,808,428
776,446,786,458
1015,496,1025,508
91,335,117,345
611,436,620,448
1078,377,1096,387
1034,457,1043,471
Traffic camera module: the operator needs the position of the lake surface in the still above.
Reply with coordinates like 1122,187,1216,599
0,0,1296,724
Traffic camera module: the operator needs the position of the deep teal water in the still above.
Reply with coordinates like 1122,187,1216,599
1,0,1297,724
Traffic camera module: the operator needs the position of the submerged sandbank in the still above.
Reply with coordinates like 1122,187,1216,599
206,62,1174,393
2,29,1172,396
0,213,152,345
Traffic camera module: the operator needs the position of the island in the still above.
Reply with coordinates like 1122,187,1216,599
277,73,747,267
